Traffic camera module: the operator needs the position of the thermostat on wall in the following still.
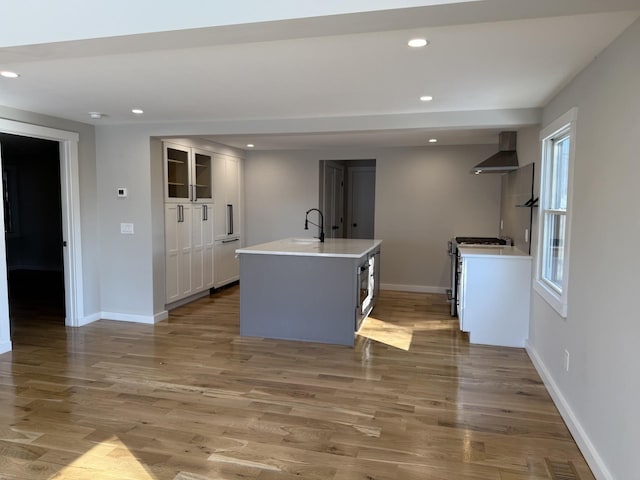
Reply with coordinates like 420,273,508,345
117,187,127,198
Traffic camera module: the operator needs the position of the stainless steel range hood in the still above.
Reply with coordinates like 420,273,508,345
471,131,519,174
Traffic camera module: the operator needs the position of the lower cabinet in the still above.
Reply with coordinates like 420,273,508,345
191,204,215,292
214,237,240,288
459,250,531,348
165,203,214,305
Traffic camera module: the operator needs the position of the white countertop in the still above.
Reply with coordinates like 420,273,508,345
458,245,531,259
236,238,382,258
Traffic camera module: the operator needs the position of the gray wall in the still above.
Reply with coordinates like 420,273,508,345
0,105,100,318
526,18,640,480
245,145,502,292
95,126,156,316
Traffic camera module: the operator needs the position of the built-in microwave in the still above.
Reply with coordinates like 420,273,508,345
357,255,375,329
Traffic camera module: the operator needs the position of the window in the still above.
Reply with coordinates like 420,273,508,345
535,108,577,317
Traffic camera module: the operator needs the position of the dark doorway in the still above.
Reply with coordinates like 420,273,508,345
0,133,65,325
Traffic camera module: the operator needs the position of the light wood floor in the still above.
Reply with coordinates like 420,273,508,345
0,287,593,480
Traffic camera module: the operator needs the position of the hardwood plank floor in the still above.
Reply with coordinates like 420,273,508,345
0,287,593,480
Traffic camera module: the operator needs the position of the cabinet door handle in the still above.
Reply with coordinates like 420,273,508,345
177,204,184,223
203,205,208,221
227,204,234,235
222,238,239,244
193,185,197,203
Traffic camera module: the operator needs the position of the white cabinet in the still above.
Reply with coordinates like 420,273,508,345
165,203,193,303
163,143,242,303
191,204,215,292
165,203,214,305
213,154,241,240
214,238,240,288
164,142,213,204
213,154,241,287
458,247,531,348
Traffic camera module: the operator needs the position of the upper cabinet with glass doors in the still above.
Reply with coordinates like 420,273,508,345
164,142,213,203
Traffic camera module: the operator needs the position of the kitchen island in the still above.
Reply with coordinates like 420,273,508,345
236,238,382,346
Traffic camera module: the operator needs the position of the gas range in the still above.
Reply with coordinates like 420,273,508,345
454,236,509,246
447,236,511,316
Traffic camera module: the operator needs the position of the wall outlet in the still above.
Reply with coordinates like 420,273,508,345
564,349,570,372
500,219,504,231
120,223,134,235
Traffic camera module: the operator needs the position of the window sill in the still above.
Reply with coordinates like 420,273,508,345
534,279,568,318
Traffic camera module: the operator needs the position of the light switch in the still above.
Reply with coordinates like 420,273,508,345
117,187,127,198
120,223,134,234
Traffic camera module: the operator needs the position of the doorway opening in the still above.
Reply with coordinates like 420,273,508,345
0,133,65,326
0,118,83,354
319,159,376,239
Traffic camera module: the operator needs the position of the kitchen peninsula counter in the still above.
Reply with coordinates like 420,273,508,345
236,238,382,346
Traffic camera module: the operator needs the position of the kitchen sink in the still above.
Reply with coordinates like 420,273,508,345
289,237,321,244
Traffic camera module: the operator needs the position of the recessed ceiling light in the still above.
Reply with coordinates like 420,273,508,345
408,38,428,48
420,95,434,102
0,71,20,78
88,112,105,119
246,144,255,148
428,138,438,143
131,108,144,115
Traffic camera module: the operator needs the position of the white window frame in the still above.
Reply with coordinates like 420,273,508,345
535,108,577,318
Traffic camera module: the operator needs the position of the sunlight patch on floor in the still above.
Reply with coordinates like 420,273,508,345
356,316,413,350
412,320,456,331
51,436,156,479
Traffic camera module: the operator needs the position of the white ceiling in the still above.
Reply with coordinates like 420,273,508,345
1,1,639,150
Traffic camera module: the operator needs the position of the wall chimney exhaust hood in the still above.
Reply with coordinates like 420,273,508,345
471,131,519,174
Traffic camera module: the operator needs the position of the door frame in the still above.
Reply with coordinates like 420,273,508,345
320,160,345,239
0,119,84,349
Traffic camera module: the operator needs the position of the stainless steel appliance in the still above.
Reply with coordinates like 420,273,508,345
356,253,376,329
447,236,511,316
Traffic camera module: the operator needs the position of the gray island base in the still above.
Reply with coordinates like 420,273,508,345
236,238,381,346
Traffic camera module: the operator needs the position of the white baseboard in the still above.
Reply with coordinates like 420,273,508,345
78,312,102,326
77,309,168,326
380,283,447,294
99,311,163,325
0,340,12,355
526,342,612,480
165,290,210,311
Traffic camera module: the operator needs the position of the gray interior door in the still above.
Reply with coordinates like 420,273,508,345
348,166,375,239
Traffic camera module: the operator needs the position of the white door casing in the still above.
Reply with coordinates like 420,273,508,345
0,119,83,354
322,161,345,239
